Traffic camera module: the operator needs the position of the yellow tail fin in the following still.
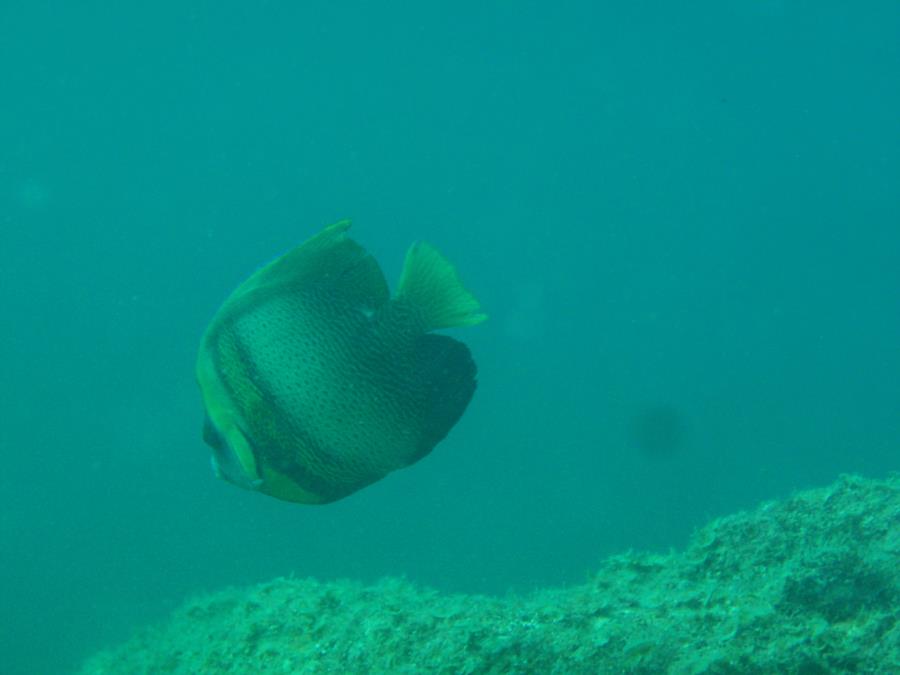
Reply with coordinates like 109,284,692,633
396,241,487,330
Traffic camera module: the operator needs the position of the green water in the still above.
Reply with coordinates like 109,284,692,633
1,3,897,673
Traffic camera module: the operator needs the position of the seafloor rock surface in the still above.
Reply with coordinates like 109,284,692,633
80,474,899,674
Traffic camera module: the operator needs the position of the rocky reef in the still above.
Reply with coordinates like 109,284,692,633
79,474,899,673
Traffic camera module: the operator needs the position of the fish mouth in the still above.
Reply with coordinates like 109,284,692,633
210,442,263,491
204,415,263,491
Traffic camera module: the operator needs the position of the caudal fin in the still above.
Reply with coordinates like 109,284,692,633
396,241,487,330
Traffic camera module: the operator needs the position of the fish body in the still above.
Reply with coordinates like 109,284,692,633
197,221,485,503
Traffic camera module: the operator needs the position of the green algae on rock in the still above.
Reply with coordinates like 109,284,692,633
79,474,900,674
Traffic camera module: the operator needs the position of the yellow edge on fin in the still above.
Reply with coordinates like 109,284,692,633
260,463,329,504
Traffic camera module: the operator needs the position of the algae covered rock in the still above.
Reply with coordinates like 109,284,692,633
79,474,900,674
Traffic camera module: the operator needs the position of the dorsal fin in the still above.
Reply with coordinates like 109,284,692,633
222,220,389,317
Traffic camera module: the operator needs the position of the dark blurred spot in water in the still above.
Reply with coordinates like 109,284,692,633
630,405,689,460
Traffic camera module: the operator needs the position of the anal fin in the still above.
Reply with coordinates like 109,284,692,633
407,333,477,465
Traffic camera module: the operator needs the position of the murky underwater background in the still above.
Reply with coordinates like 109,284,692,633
1,2,897,673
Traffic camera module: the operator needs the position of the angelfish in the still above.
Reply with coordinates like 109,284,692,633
196,220,486,504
